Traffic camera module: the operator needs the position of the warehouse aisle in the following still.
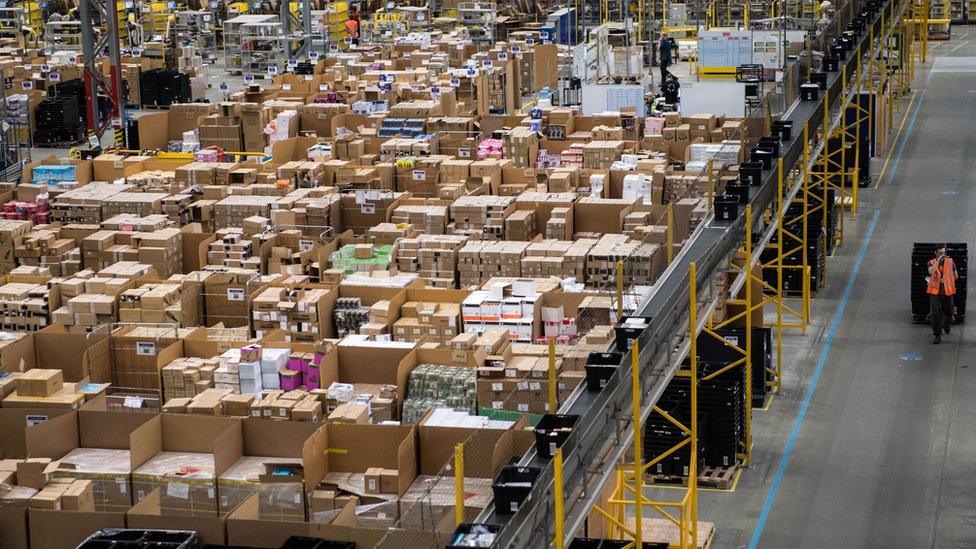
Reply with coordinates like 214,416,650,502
697,32,976,547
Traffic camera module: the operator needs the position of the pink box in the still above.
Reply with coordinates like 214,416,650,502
279,370,304,391
304,378,320,390
287,355,306,372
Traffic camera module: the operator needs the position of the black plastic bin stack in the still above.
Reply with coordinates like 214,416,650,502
699,362,744,468
911,242,968,322
33,78,87,145
140,69,192,107
697,327,772,408
643,377,706,477
76,529,197,548
760,187,836,294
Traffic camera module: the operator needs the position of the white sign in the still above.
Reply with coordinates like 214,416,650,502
227,288,246,301
136,341,156,356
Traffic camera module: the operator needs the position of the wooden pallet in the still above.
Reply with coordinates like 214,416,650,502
623,517,716,548
648,464,739,490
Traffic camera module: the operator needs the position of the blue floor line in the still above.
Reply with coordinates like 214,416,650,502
747,208,881,548
882,89,926,188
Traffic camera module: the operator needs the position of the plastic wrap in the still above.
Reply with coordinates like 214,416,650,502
56,447,133,511
258,481,305,522
0,484,38,507
132,451,216,517
399,475,493,526
218,456,301,517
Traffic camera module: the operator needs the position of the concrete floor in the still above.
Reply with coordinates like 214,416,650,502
664,28,976,548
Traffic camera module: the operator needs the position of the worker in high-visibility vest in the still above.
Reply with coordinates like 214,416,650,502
927,244,958,344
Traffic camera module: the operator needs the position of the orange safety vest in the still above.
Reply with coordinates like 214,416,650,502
927,256,957,296
345,19,359,36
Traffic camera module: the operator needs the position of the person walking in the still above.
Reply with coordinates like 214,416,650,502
658,32,676,83
662,73,680,105
927,244,957,344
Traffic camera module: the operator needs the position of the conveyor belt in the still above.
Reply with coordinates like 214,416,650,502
475,1,899,544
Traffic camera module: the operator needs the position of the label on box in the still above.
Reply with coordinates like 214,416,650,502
412,170,426,181
724,336,739,346
267,66,278,75
50,72,60,82
355,189,366,204
136,342,156,356
377,334,392,342
361,203,375,214
245,74,254,82
319,84,329,91
21,81,31,90
117,479,127,492
123,396,144,408
505,370,517,378
498,52,508,60
529,382,541,390
89,135,100,148
282,84,292,91
492,401,503,409
167,482,190,499
219,82,228,91
299,240,314,252
491,382,503,391
25,415,46,427
227,288,245,301
517,403,529,412
458,148,471,158
310,50,319,59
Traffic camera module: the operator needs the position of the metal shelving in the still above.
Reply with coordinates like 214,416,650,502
174,10,217,60
458,2,496,44
223,14,276,74
44,20,83,51
240,21,293,78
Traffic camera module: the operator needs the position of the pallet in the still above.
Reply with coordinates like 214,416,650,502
623,517,715,548
648,464,739,490
140,105,171,110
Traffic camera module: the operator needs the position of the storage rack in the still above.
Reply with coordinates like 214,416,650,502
44,20,83,51
174,10,217,60
464,0,907,545
139,1,174,41
457,2,497,44
240,21,291,78
223,14,277,74
0,7,26,45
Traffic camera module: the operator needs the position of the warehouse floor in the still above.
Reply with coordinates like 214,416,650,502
679,29,976,548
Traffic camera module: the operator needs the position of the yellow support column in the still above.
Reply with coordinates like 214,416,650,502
548,337,558,413
616,260,625,320
630,339,643,548
554,449,566,549
744,205,753,465
775,158,784,394
688,262,699,549
802,122,811,328
667,204,674,264
454,443,464,526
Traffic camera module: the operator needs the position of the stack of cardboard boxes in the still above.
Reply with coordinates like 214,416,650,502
14,227,82,276
522,239,596,281
449,195,516,240
457,241,528,286
0,219,33,275
395,235,468,288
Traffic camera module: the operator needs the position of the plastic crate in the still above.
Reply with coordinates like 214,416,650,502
585,351,623,391
76,529,197,549
446,523,502,548
533,413,579,458
279,536,354,549
491,465,541,515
